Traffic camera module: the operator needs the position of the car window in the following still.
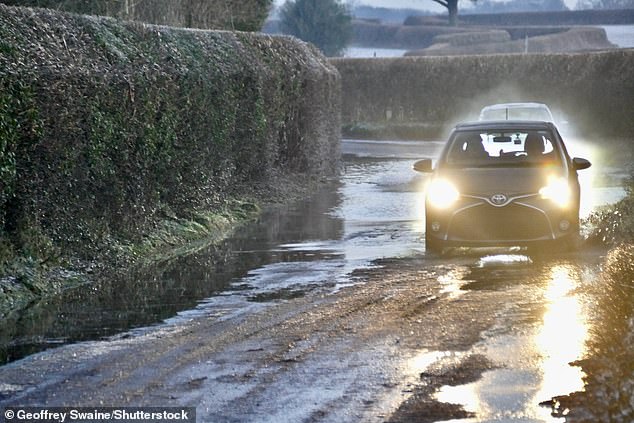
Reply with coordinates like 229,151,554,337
445,130,561,167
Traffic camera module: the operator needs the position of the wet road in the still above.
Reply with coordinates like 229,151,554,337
1,139,444,363
0,138,627,421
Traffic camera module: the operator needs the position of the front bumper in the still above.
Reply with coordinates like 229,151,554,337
426,193,578,247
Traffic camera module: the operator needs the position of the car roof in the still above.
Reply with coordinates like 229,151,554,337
480,102,551,111
453,120,557,131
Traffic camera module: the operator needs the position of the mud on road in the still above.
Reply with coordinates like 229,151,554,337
0,248,602,422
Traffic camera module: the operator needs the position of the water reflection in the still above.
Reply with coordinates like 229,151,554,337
0,144,442,365
533,265,587,416
433,257,591,422
0,184,345,364
404,350,457,380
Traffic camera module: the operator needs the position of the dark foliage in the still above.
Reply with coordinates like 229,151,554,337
279,0,352,57
0,0,274,31
0,4,340,273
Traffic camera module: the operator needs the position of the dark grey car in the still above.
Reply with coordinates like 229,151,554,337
413,121,591,253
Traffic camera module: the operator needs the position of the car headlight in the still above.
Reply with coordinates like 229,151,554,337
427,178,460,209
539,176,571,208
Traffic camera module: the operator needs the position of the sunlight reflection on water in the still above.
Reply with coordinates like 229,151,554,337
432,259,590,422
533,265,588,416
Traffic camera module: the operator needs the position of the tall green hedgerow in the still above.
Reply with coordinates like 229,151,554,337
0,4,340,276
0,75,47,267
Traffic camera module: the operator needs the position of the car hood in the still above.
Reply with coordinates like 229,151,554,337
437,166,565,197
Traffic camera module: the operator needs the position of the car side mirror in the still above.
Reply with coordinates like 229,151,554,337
572,157,591,170
413,159,433,173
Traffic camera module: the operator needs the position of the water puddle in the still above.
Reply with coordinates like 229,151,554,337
0,140,440,364
437,267,470,299
404,350,464,380
432,260,594,422
0,185,347,364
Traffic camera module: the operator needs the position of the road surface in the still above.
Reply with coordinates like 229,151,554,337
0,139,624,422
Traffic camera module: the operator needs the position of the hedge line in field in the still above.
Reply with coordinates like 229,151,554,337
332,49,634,140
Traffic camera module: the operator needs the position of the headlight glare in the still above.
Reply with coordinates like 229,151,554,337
427,178,459,209
539,176,571,207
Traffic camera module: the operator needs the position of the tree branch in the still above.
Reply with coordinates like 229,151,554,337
430,0,449,7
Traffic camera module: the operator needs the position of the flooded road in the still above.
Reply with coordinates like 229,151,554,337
0,139,444,364
0,139,627,422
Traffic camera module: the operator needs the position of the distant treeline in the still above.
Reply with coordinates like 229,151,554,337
0,0,273,31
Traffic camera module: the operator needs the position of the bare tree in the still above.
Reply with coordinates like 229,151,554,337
431,0,457,25
429,0,477,26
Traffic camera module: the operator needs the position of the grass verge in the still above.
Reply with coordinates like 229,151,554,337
0,199,260,319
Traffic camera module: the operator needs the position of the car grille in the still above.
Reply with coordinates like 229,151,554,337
449,203,552,241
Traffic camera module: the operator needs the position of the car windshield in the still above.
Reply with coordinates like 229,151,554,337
480,107,552,121
445,129,562,168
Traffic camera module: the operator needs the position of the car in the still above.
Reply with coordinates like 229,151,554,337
413,120,591,253
479,102,555,122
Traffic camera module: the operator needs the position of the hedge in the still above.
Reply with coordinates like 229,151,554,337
332,49,634,140
0,4,341,269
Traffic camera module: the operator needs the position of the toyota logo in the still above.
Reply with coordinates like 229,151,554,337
490,194,508,206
